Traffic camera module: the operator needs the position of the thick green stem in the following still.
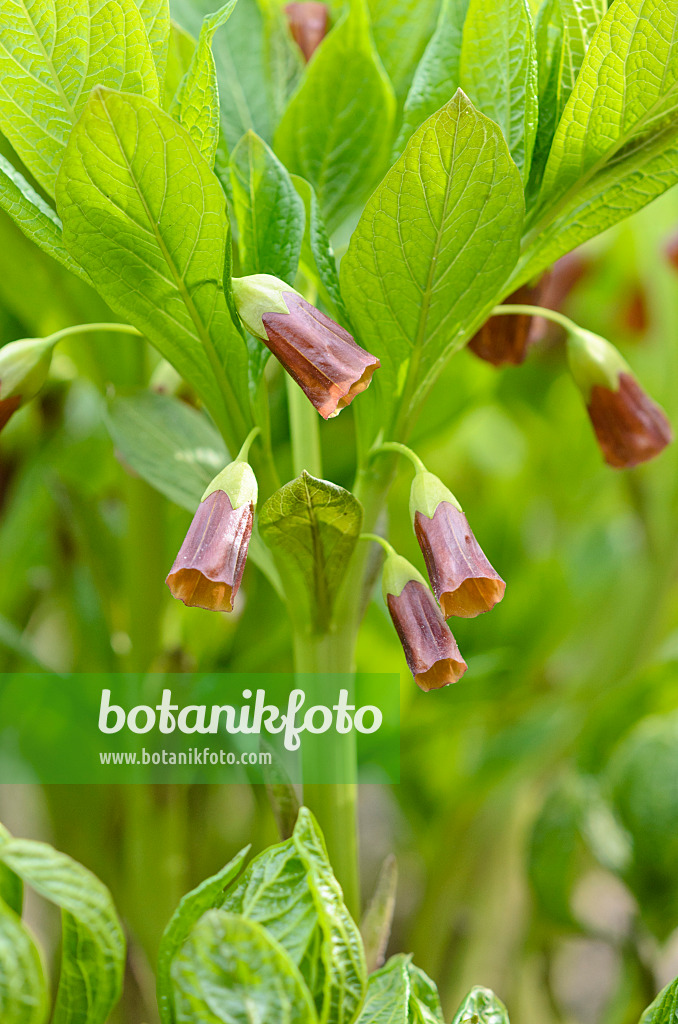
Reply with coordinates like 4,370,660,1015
286,376,322,478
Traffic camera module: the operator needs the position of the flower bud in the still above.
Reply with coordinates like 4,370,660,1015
382,550,467,691
232,274,380,420
410,471,505,618
285,2,328,61
468,281,546,366
0,337,56,432
567,329,672,468
166,461,258,612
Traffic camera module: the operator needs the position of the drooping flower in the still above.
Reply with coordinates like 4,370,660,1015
381,547,467,691
468,280,548,367
0,336,56,433
232,274,379,420
567,328,672,469
166,446,258,612
285,2,328,60
410,470,505,618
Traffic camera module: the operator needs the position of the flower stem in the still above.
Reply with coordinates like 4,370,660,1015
491,304,578,333
47,321,143,344
371,440,427,474
360,532,395,556
235,426,261,463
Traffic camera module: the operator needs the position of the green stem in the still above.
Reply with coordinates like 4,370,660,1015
491,304,577,333
372,440,426,474
286,376,322,478
235,426,261,463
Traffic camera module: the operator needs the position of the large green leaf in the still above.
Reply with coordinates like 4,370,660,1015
451,988,509,1024
171,0,238,165
459,0,538,179
55,88,250,439
274,0,396,232
106,391,228,512
259,472,363,632
292,809,367,1024
230,132,304,282
171,910,319,1024
157,847,249,1024
516,0,678,283
640,976,678,1024
367,0,441,103
0,836,125,1024
0,0,159,195
340,91,523,435
164,19,197,108
135,0,171,85
0,156,85,281
354,956,410,1024
291,175,348,325
0,899,49,1024
396,0,470,153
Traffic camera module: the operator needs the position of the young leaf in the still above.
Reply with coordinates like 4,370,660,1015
0,837,125,1024
340,91,524,435
366,0,441,103
105,392,229,513
290,174,349,324
517,0,678,283
164,19,197,109
157,846,249,1024
135,0,172,86
397,0,470,153
293,808,367,1024
0,856,22,917
354,955,410,1024
408,964,444,1024
360,854,397,974
230,132,305,282
451,987,509,1024
459,0,539,179
0,0,159,195
640,976,678,1024
0,898,49,1024
259,472,363,632
171,910,319,1024
171,0,238,165
274,0,396,231
56,88,250,438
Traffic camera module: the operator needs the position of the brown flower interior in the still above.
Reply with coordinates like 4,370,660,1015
167,570,234,613
588,373,673,469
415,657,467,692
439,577,506,619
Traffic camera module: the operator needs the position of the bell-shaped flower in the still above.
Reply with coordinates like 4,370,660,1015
381,547,467,691
410,470,505,618
232,274,379,420
285,2,328,60
0,336,57,432
468,280,547,367
166,442,258,612
567,329,672,468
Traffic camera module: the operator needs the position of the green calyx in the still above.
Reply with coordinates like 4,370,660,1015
409,470,462,522
202,460,258,509
0,336,58,401
566,328,630,399
231,274,302,339
382,551,429,601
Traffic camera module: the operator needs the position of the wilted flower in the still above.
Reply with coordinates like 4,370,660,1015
410,471,505,618
0,336,56,432
381,547,467,691
232,274,379,420
468,280,547,366
567,328,672,468
166,440,259,612
285,2,328,60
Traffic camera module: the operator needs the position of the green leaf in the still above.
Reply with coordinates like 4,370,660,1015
0,836,125,1024
397,0,470,153
459,0,538,179
640,976,678,1024
135,0,172,86
367,0,441,103
157,847,249,1024
0,898,49,1024
0,0,159,195
290,175,348,324
164,19,197,108
292,809,367,1024
105,391,228,513
171,910,319,1024
172,0,238,165
0,155,88,282
517,0,678,283
451,988,510,1024
340,91,523,435
0,856,22,917
259,472,363,632
230,131,304,282
407,965,444,1024
274,0,396,231
360,855,397,974
355,956,410,1024
56,87,250,439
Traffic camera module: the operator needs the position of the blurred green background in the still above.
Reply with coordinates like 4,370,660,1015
2,159,678,1023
